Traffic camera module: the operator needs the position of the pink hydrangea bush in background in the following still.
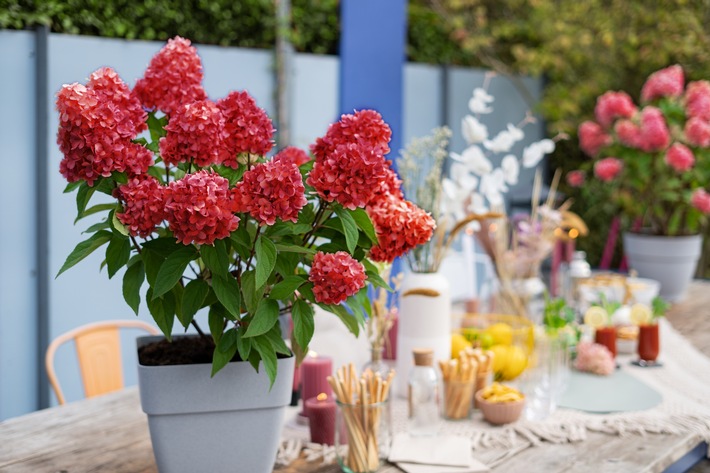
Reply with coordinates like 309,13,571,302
55,36,435,382
571,65,710,236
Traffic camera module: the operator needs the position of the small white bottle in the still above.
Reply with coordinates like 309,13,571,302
568,251,592,312
407,348,440,436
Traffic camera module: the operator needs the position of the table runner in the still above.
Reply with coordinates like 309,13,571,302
278,319,710,468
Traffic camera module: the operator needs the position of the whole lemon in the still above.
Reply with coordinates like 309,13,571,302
501,345,528,380
451,333,471,359
489,344,509,375
486,323,513,346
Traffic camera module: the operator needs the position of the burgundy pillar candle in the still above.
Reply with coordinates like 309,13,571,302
300,353,332,416
383,310,398,361
306,393,336,445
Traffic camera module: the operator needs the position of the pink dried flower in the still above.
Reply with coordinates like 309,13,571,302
217,90,275,167
133,36,207,115
691,189,710,214
614,119,643,148
664,143,695,172
116,176,166,237
684,117,710,147
578,121,611,157
272,146,311,167
159,100,227,167
366,196,436,263
639,107,670,152
233,159,307,225
574,341,615,375
685,81,710,121
311,109,392,160
164,171,240,245
307,142,390,210
594,157,623,182
566,170,585,188
641,65,684,102
594,91,637,129
309,251,367,304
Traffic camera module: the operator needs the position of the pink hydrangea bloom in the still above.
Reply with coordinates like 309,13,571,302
159,100,227,167
309,251,367,304
639,107,670,152
272,146,311,167
684,117,710,147
566,170,585,188
307,142,391,210
164,171,240,245
217,90,275,167
133,36,207,115
88,67,147,138
594,157,623,182
574,342,615,376
578,121,611,157
664,143,695,172
691,189,710,214
614,119,643,148
311,109,392,159
233,159,307,225
116,176,166,237
57,75,152,186
366,196,436,263
594,91,637,129
640,65,684,102
685,81,710,121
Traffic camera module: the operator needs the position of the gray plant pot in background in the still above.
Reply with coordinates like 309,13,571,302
137,335,295,473
623,232,702,302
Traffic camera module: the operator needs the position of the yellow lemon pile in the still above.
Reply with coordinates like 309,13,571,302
485,322,527,381
479,382,524,403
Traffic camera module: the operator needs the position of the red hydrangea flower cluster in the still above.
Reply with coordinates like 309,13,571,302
593,157,623,182
684,117,710,147
594,91,636,128
164,171,240,245
638,106,670,152
217,91,275,167
691,189,710,214
57,68,152,186
367,194,436,263
311,109,392,158
640,65,684,102
273,146,311,167
309,251,367,304
133,36,207,115
578,121,612,157
665,143,695,172
565,170,585,188
159,100,228,167
685,81,710,121
116,176,166,237
233,159,307,225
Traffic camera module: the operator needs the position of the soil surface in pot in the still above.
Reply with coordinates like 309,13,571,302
139,336,220,365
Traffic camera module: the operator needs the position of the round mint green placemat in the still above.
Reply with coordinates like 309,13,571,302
559,368,662,413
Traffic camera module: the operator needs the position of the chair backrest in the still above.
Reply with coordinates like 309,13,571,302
45,319,159,405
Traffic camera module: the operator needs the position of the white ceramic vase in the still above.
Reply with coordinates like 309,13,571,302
395,271,451,398
623,232,702,302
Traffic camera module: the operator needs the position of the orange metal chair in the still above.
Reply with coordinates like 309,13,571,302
45,319,159,405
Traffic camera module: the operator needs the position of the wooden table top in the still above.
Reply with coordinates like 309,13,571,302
2,281,709,473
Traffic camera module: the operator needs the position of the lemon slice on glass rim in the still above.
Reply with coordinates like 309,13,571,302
630,303,653,325
584,306,609,328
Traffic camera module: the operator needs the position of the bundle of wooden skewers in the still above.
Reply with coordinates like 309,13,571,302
327,364,395,473
440,347,495,418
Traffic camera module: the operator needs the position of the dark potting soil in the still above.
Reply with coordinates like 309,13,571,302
139,336,224,366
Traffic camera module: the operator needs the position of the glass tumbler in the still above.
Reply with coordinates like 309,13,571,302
637,323,660,362
521,333,571,421
335,399,392,473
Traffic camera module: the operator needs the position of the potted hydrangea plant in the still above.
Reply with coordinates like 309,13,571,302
573,65,710,301
55,37,434,473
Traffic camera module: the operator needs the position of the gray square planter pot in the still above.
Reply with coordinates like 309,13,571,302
137,335,295,473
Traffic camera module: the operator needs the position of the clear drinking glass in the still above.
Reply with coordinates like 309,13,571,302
520,333,571,421
335,399,392,473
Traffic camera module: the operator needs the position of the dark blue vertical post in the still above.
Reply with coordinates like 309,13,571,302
339,0,407,161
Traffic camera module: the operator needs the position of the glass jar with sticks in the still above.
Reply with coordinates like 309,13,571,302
329,364,395,473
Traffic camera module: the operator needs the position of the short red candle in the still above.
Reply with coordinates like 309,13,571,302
383,312,398,361
306,393,336,445
300,353,332,417
638,324,660,362
595,326,617,358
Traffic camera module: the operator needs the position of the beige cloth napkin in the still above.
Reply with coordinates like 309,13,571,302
388,433,489,472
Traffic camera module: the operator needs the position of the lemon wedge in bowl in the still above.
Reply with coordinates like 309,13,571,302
584,306,609,328
630,303,653,325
